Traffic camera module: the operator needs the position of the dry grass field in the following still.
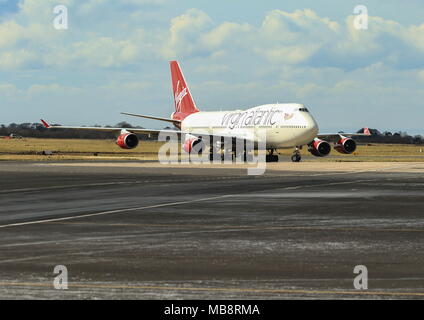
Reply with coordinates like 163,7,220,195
0,138,162,161
0,137,423,162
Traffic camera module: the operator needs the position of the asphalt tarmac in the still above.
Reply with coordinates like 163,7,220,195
0,161,423,299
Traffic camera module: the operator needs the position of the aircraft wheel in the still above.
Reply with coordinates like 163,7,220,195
291,154,301,162
266,154,279,162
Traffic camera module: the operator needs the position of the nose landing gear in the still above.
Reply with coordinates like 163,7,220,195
291,147,302,162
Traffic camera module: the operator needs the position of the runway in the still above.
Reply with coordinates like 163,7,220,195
0,161,424,299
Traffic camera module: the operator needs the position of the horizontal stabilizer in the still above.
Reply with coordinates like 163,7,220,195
121,112,181,124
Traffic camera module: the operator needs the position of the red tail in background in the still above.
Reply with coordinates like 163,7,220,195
363,127,371,135
170,61,199,122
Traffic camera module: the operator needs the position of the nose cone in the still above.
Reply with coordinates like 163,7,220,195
299,113,318,145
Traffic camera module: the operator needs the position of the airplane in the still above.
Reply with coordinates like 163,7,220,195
41,60,370,162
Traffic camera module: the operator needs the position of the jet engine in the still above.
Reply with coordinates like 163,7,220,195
116,133,139,149
334,137,357,154
308,139,331,157
183,135,205,154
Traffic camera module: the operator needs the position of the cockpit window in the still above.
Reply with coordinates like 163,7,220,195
299,107,309,112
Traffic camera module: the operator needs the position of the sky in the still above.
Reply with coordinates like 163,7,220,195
0,0,423,134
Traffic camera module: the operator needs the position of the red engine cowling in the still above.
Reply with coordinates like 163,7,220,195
334,137,357,154
183,137,205,154
308,139,331,157
116,133,139,149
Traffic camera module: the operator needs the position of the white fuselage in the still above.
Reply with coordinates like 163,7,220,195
181,103,319,148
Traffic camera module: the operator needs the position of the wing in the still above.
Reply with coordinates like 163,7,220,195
40,119,178,135
40,119,248,143
317,130,371,143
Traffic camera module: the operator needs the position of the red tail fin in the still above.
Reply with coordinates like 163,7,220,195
170,61,199,120
40,119,50,128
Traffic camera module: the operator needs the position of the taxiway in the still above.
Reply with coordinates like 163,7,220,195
0,161,423,299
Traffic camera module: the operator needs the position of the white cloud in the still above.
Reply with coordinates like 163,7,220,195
27,84,83,96
195,64,229,74
418,70,424,82
69,38,139,67
200,22,251,49
0,50,36,69
162,8,213,58
404,23,424,52
0,83,21,98
0,0,168,69
1,5,423,70
0,21,25,48
256,45,319,64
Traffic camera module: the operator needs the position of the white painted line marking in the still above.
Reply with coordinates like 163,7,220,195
0,163,412,194
0,195,231,229
0,177,243,194
0,181,142,194
0,177,384,229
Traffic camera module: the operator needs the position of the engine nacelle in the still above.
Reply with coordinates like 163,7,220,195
308,139,331,157
334,137,357,154
116,133,139,149
183,136,205,154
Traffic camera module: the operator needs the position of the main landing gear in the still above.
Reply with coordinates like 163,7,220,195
291,147,302,162
207,143,302,163
266,149,279,162
208,139,252,163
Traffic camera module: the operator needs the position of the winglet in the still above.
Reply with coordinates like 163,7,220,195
40,119,50,128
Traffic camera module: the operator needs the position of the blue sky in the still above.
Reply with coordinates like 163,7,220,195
0,0,423,134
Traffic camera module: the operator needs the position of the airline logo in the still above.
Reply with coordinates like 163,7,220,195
174,80,188,112
364,127,371,135
221,108,282,129
284,113,294,120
